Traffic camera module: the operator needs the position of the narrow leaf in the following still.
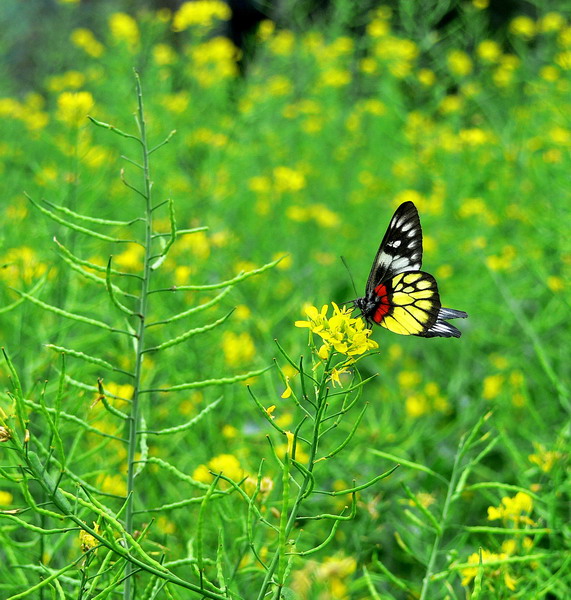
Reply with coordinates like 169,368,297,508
26,193,131,243
144,311,233,353
141,365,273,393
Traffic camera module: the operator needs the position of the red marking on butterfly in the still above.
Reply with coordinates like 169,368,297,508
373,284,391,323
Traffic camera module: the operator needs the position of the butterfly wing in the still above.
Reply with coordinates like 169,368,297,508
372,271,441,336
365,201,423,295
370,271,468,337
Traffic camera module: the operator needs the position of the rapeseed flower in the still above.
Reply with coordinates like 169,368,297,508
71,28,104,57
509,15,536,39
487,492,536,526
113,242,145,272
109,12,140,47
0,246,49,285
0,490,13,504
222,331,256,367
56,91,94,127
273,166,306,193
477,40,502,62
172,0,230,31
79,523,100,552
268,30,295,55
193,453,245,486
461,548,517,590
153,43,177,66
539,12,565,33
447,49,473,76
47,70,86,92
295,302,378,359
528,442,564,472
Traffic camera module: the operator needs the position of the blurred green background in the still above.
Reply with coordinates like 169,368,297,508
0,0,569,598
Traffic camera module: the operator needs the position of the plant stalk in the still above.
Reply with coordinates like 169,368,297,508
124,73,154,600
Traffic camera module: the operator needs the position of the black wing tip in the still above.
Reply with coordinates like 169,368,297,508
439,307,468,320
421,307,468,338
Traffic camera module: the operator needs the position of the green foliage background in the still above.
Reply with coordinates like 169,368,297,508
0,0,569,598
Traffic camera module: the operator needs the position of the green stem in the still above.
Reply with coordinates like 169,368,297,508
124,72,154,600
418,437,464,600
256,358,332,600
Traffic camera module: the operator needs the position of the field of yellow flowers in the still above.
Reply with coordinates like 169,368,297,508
0,1,569,598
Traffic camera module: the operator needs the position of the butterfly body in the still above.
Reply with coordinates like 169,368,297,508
353,202,467,338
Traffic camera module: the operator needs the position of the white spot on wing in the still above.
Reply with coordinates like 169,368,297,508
391,257,410,271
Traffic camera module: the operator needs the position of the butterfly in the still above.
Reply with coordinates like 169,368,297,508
352,201,467,337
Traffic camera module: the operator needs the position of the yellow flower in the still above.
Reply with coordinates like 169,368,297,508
273,166,306,193
99,474,127,496
160,91,190,113
487,492,536,526
483,374,504,400
281,378,292,399
153,43,177,66
208,453,244,480
172,0,231,31
47,70,86,92
55,91,94,126
509,16,536,39
538,12,565,33
529,443,564,472
309,204,340,228
439,94,463,114
406,394,428,418
109,12,140,47
268,30,295,55
477,40,501,63
257,20,275,42
222,331,256,367
79,523,100,552
367,19,390,38
461,548,515,589
417,68,436,86
70,28,104,57
295,302,378,358
320,68,351,87
329,366,351,387
0,246,49,285
447,49,473,76
540,65,559,81
472,0,489,8
113,242,145,272
0,490,13,504
190,37,239,86
398,370,421,388
547,275,564,292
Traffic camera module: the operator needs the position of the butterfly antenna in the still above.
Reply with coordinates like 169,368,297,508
340,255,359,299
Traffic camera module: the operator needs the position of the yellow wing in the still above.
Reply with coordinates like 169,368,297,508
376,272,441,336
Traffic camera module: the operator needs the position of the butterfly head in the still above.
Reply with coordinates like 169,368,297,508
351,294,376,328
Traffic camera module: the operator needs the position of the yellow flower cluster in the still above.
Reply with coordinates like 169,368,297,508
193,453,244,486
108,12,140,47
71,28,105,57
56,91,94,127
295,302,378,360
188,37,239,87
529,442,564,472
487,492,536,526
0,246,49,286
0,95,48,132
292,554,357,598
79,523,100,552
461,547,518,591
286,203,340,228
221,331,256,367
173,0,231,31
